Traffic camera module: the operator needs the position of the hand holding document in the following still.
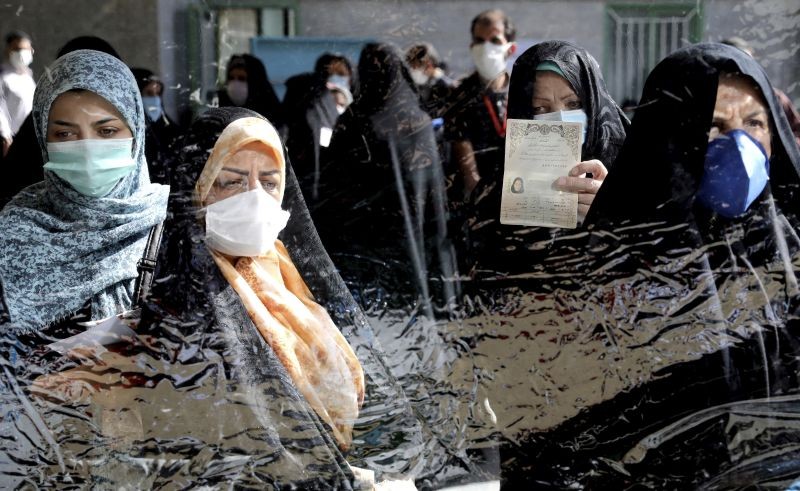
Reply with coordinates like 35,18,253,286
500,119,583,228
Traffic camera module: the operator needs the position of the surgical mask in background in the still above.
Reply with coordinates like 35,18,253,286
226,80,248,106
410,68,430,86
336,105,347,115
205,187,290,257
9,49,33,69
44,138,137,197
533,109,588,145
696,129,769,218
470,42,510,81
327,75,350,89
141,95,163,122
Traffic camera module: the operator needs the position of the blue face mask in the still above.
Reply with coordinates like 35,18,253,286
141,95,163,122
696,129,769,218
533,109,588,145
44,138,137,197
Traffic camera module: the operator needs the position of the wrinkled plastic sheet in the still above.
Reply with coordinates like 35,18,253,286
4,219,800,490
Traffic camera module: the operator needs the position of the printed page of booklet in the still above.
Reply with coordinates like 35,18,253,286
500,118,582,228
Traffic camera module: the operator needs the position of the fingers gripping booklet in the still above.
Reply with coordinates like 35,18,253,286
500,119,582,229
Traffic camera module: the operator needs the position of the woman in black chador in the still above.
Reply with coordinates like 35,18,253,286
463,40,628,275
313,43,457,320
468,43,800,488
217,54,284,128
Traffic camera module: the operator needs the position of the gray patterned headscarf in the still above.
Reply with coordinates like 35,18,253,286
0,49,170,331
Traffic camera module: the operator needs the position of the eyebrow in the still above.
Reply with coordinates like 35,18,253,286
51,117,121,127
220,167,280,177
93,117,120,126
744,109,767,119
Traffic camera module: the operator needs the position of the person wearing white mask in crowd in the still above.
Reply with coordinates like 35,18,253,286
0,31,36,157
405,42,457,119
131,67,182,184
216,54,284,130
444,9,516,199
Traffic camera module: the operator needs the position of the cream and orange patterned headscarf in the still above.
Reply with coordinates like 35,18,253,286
195,117,365,448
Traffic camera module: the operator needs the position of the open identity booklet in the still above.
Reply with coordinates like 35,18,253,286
500,118,583,229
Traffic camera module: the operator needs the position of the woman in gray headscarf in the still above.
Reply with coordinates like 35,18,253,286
0,49,169,331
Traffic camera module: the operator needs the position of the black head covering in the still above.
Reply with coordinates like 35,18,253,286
217,54,284,127
586,42,800,226
283,53,352,199
314,43,458,319
431,43,800,488
507,40,629,164
129,67,162,94
55,35,121,60
453,44,800,487
463,41,629,274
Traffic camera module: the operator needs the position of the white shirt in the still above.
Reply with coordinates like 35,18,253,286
0,62,36,137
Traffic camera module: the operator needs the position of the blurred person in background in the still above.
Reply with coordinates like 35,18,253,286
217,53,284,130
314,42,458,320
131,67,182,184
283,53,354,202
444,9,516,199
405,42,456,119
0,31,35,157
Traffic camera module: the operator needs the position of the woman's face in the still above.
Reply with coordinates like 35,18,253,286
46,91,133,142
711,74,772,158
228,67,248,83
532,71,582,115
204,141,282,206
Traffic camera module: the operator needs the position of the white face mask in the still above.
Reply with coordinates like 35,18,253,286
205,188,290,257
226,80,248,106
470,42,510,81
533,109,588,145
9,49,33,69
410,68,430,86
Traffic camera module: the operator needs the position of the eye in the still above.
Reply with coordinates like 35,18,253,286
533,106,548,115
261,180,279,192
566,99,583,110
745,118,767,130
98,127,120,137
215,178,245,190
53,130,74,139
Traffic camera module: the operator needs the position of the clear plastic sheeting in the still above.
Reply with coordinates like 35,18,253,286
1,2,800,490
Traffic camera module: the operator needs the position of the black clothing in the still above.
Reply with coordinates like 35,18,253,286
313,43,458,319
457,43,800,487
141,113,181,185
464,40,629,274
217,54,284,129
0,113,39,207
416,73,456,119
443,71,508,181
587,43,800,226
283,70,342,202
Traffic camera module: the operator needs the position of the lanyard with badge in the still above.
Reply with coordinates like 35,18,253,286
483,94,507,138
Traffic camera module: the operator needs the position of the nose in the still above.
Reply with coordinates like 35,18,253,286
247,161,260,191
